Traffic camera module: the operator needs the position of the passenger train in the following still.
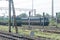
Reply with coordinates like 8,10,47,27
21,17,49,26
0,17,49,26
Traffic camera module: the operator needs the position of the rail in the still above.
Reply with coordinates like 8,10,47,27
0,31,34,40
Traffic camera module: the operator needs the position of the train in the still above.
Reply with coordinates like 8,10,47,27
21,17,49,26
0,16,49,26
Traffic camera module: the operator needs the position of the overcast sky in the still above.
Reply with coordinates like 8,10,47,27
0,0,60,16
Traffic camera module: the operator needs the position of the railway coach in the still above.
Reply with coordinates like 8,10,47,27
21,17,49,26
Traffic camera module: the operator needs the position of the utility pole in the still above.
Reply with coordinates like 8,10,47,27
9,0,11,32
32,0,33,16
52,0,54,18
56,13,58,28
34,9,36,16
0,0,12,32
51,0,54,26
28,11,31,30
8,0,18,33
11,0,18,33
43,12,45,28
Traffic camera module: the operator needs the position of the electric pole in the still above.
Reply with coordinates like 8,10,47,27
52,0,54,18
11,0,18,33
9,0,11,32
8,0,18,33
32,0,33,16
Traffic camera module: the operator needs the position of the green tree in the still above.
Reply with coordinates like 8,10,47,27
18,13,28,18
57,12,60,18
35,14,42,17
45,13,51,18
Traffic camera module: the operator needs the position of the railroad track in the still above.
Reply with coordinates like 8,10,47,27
40,29,60,34
0,31,34,40
0,31,53,40
44,30,60,34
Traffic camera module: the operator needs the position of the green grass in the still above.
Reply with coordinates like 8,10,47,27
0,25,60,40
34,30,60,40
49,19,60,28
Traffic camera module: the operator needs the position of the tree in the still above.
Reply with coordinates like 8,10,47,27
18,13,28,18
45,13,50,18
57,12,60,18
35,14,42,17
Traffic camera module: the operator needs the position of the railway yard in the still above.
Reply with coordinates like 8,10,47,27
0,0,60,40
0,25,60,40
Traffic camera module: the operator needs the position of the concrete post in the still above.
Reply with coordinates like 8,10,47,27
9,0,11,32
11,0,18,33
43,12,45,29
28,11,31,30
56,13,58,28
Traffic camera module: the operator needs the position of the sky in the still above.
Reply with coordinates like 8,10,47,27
0,0,60,16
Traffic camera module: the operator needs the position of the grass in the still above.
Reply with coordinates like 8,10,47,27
49,19,60,28
34,30,60,40
0,25,60,40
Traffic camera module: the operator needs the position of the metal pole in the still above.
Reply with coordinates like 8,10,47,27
40,17,41,26
32,0,33,16
43,12,45,28
56,13,58,28
34,9,36,16
28,11,31,30
9,0,11,32
52,0,54,18
11,0,18,33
